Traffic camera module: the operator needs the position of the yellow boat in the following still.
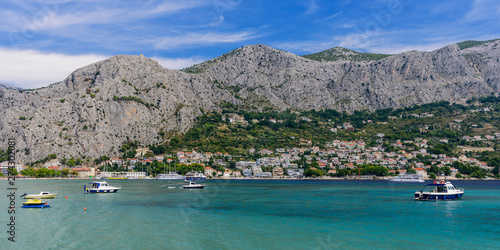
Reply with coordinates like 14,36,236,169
22,198,50,208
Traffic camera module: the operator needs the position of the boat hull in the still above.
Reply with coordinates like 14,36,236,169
22,204,50,208
25,194,58,199
184,177,206,181
87,189,119,193
183,186,204,189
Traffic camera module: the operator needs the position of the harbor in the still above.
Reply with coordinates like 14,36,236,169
4,179,500,249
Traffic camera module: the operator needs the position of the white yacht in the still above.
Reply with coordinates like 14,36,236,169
157,172,185,180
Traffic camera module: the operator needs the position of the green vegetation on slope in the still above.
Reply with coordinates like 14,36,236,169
303,47,392,62
147,96,500,162
457,39,500,50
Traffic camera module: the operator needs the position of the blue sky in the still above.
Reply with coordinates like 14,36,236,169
1,0,500,89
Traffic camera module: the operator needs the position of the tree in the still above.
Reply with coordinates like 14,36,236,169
429,172,436,179
8,167,18,176
62,169,69,177
304,168,322,177
67,158,76,167
143,151,154,158
442,166,451,176
406,168,417,174
492,166,499,176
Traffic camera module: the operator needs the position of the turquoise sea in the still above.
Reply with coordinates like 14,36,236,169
2,179,500,249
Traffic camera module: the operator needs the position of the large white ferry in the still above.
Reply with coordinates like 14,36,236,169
389,174,424,182
157,172,185,180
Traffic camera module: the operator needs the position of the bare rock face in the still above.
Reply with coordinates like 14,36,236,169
1,41,499,162
0,55,235,162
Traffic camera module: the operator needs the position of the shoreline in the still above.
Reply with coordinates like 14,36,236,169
2,176,498,181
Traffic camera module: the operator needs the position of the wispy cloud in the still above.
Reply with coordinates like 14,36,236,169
465,0,500,21
275,29,453,55
0,0,209,33
153,31,261,49
305,0,319,15
322,11,343,21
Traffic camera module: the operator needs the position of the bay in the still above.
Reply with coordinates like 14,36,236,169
2,179,500,249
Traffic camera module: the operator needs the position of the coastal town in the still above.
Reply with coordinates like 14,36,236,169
2,130,499,180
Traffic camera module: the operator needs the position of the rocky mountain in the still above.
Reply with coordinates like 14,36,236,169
0,83,21,90
1,40,500,162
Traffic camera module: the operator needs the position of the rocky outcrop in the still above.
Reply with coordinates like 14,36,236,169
0,83,21,90
1,41,499,162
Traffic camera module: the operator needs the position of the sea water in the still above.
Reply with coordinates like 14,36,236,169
2,179,500,249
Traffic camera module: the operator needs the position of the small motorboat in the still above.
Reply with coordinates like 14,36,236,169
84,181,121,193
414,180,464,201
183,181,204,189
21,191,59,199
22,198,50,208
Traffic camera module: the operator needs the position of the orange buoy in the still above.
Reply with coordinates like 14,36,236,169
84,207,86,210
440,180,445,184
433,180,437,184
65,196,68,199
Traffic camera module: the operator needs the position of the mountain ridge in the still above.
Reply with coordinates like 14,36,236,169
1,40,500,162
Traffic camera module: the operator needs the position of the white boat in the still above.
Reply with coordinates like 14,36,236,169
389,174,424,182
84,181,121,193
182,181,204,189
414,180,464,201
157,172,185,180
21,191,59,199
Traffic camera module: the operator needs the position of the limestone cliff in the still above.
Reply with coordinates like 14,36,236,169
1,40,499,162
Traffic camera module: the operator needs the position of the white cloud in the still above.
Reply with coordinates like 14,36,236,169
275,29,455,55
154,31,260,49
0,48,108,89
154,1,208,14
152,56,206,70
0,0,209,32
0,48,209,89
